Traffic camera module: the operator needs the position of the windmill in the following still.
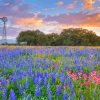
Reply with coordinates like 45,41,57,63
0,17,7,44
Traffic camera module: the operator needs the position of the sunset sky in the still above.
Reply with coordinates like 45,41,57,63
0,0,100,40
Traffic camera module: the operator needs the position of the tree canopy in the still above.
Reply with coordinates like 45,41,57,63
17,28,100,46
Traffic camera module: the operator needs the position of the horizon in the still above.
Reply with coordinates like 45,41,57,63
0,0,100,39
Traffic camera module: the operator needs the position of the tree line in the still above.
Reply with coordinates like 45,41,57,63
17,28,100,46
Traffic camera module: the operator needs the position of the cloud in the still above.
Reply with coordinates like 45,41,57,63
15,17,43,27
82,0,95,10
45,12,100,27
64,1,77,10
43,7,56,11
0,0,32,18
56,1,64,6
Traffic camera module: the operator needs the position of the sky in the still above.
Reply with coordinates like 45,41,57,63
0,0,100,40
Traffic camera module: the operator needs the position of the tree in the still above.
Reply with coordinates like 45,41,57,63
46,33,59,46
60,28,99,46
17,30,46,45
17,28,100,46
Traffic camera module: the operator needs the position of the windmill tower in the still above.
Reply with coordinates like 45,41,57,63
0,17,7,44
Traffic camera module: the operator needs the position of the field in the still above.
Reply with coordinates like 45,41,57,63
0,46,100,100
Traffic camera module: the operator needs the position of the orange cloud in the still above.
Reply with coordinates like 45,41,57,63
56,1,64,6
81,13,100,27
16,17,43,27
64,1,77,10
82,0,94,10
45,12,100,27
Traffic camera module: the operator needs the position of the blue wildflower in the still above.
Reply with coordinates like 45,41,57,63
1,78,7,87
44,77,47,86
22,92,27,98
50,72,55,84
2,88,6,100
62,91,67,100
48,90,52,100
56,85,62,96
25,77,29,89
59,73,65,83
17,84,23,94
46,82,51,93
26,94,32,100
9,89,16,100
34,84,41,97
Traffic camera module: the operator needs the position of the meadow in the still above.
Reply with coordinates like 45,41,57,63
0,46,100,100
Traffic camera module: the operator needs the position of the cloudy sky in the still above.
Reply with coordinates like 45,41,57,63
0,0,100,39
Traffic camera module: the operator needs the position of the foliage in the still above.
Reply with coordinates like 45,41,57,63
17,28,100,46
0,47,100,100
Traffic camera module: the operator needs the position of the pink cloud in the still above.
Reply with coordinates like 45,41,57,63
56,1,64,6
45,12,100,27
64,1,77,10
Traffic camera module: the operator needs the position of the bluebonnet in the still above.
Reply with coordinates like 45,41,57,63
44,71,49,77
44,77,47,86
34,76,41,85
25,77,29,89
50,72,55,84
1,78,7,87
62,91,67,100
17,84,23,94
56,85,62,96
48,90,52,100
59,73,65,83
26,94,32,100
10,76,17,85
46,82,52,100
38,77,41,85
71,88,75,97
9,89,16,100
34,84,41,97
2,88,6,100
67,76,72,88
46,82,51,93
22,92,27,98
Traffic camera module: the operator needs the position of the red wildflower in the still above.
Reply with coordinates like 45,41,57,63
71,72,78,79
89,70,97,80
84,81,89,86
66,71,71,76
78,71,82,77
93,75,100,84
82,73,87,80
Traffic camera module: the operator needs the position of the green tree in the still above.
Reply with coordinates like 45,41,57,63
17,30,46,45
17,28,100,46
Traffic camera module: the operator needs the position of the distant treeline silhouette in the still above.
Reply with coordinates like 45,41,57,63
17,28,100,46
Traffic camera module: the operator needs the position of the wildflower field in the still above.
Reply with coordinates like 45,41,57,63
0,46,100,100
